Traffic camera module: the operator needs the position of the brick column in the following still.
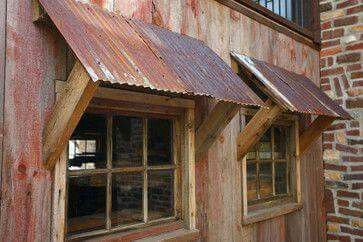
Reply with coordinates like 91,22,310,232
320,0,363,241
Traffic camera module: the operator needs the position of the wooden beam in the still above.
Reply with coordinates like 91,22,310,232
236,100,282,161
55,80,195,109
43,61,98,170
195,101,240,161
299,116,335,155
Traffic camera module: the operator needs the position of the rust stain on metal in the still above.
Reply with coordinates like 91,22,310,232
38,0,265,107
231,52,352,119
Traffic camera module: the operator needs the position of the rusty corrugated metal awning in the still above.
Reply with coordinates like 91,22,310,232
231,52,352,119
38,0,265,107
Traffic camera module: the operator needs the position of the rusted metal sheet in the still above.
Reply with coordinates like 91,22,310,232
231,52,351,119
38,0,265,107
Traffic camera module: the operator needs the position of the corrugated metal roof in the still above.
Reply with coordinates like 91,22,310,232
231,52,352,119
38,0,265,107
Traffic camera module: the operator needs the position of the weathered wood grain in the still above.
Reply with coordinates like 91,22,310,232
43,61,98,170
0,0,6,192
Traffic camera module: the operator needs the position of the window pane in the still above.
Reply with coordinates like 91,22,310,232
111,172,143,226
68,114,107,171
148,170,174,221
246,145,257,160
113,116,143,167
259,129,272,160
67,175,107,234
275,162,288,194
247,163,258,202
259,163,273,198
274,126,287,159
148,119,172,166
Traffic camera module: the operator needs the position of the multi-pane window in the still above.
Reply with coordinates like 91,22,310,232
246,124,290,206
67,113,178,236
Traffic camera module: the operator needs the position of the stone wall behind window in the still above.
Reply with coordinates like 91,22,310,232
320,0,363,241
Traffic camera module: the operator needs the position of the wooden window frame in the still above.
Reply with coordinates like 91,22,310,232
52,80,196,241
240,109,302,225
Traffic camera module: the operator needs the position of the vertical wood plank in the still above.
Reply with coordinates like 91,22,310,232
182,108,196,230
0,0,6,189
52,150,67,242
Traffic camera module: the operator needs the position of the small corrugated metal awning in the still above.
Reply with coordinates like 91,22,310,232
231,52,352,119
38,0,265,107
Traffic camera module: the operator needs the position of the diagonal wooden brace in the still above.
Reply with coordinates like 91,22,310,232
43,60,98,170
236,100,282,161
299,115,335,155
195,101,240,161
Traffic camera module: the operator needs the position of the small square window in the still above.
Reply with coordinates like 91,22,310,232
241,113,301,224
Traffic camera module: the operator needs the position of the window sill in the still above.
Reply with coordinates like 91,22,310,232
78,222,199,242
242,202,302,225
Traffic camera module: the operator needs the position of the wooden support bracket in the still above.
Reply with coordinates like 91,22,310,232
43,60,98,170
195,101,240,161
299,115,335,155
236,100,282,161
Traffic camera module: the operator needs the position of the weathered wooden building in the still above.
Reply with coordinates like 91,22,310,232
0,0,353,241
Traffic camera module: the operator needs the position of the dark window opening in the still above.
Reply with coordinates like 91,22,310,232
67,113,177,237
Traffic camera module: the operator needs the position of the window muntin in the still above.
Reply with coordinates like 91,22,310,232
245,117,292,207
67,113,178,236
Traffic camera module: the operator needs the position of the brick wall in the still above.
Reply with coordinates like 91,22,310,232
320,0,363,241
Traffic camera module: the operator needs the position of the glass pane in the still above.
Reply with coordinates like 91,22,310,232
148,119,172,166
68,114,107,171
67,175,107,234
246,145,257,160
148,170,174,221
247,163,257,202
113,116,143,167
259,129,272,160
111,172,143,226
259,163,273,198
275,162,288,194
274,126,287,159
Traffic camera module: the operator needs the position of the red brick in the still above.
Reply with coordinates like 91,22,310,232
337,199,350,207
324,189,335,213
321,84,332,91
327,234,351,242
351,71,363,79
342,156,363,162
327,122,346,131
337,53,361,64
346,42,363,51
322,28,345,40
323,143,333,149
337,190,360,199
339,207,363,217
321,21,332,30
351,165,363,171
341,226,363,236
352,183,363,189
352,201,363,209
327,215,350,224
336,143,358,154
344,173,363,180
325,163,347,171
346,98,363,109
334,16,358,27
334,77,343,97
321,39,340,48
347,5,363,14
328,57,334,66
346,129,360,136
347,63,362,71
321,67,344,77
321,77,330,84
350,120,360,128
321,46,342,57
348,139,363,145
352,80,363,87
337,0,358,8
323,133,335,142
